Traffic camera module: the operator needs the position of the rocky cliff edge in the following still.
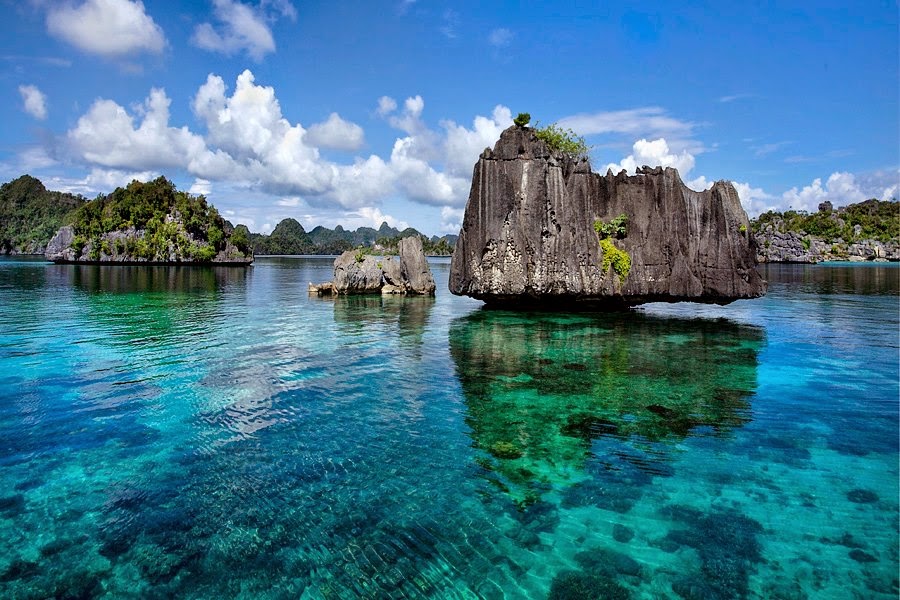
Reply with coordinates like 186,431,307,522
449,125,766,307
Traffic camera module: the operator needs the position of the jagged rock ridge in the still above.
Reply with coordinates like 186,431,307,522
449,126,766,306
310,236,436,296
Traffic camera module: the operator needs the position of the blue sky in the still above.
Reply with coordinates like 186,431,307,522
2,0,897,235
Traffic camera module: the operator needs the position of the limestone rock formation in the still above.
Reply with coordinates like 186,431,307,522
754,223,899,263
449,125,766,306
45,225,252,265
399,236,437,295
309,236,436,296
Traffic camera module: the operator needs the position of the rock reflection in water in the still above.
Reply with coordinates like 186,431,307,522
62,263,249,295
328,294,435,350
449,309,764,503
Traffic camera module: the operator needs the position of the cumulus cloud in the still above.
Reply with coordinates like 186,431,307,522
733,182,779,216
442,105,512,176
305,113,365,152
63,70,514,226
18,85,47,120
192,0,278,61
68,87,219,172
46,0,166,57
604,138,695,177
189,178,212,195
686,175,714,191
440,206,464,234
732,170,897,217
781,172,867,213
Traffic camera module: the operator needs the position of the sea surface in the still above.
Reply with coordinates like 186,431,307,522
0,257,897,599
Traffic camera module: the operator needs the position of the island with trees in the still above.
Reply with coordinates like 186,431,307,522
44,177,252,264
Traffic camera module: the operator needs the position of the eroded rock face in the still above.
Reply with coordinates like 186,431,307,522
399,236,436,295
449,126,766,306
309,240,436,296
44,224,252,264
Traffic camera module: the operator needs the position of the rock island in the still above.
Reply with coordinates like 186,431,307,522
450,124,766,307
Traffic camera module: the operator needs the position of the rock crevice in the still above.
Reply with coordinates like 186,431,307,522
450,126,766,306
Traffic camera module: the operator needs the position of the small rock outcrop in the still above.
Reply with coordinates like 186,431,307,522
449,126,766,307
310,236,436,296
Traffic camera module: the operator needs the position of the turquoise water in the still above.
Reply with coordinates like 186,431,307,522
0,257,897,599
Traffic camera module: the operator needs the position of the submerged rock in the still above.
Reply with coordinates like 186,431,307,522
450,125,766,307
309,236,436,296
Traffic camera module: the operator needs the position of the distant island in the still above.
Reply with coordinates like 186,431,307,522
0,175,86,255
0,175,456,259
250,219,458,256
44,177,252,264
753,199,900,263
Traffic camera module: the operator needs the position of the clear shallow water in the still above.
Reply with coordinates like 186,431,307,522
0,257,897,599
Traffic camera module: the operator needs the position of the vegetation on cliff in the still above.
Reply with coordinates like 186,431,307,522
512,112,589,161
594,215,631,281
752,199,899,243
66,177,250,262
533,123,590,160
0,175,85,254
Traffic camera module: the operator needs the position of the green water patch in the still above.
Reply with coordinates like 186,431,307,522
449,309,764,505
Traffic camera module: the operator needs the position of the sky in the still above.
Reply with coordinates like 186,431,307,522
1,0,897,236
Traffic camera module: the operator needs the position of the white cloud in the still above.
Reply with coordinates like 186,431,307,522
733,182,779,216
559,107,697,148
686,175,714,191
63,70,514,222
442,105,512,176
18,147,57,170
733,170,896,217
376,96,397,116
781,172,867,213
305,113,365,152
488,28,513,48
192,0,276,61
752,141,791,157
440,206,464,234
46,0,166,57
604,138,695,177
18,85,47,120
719,93,753,103
189,178,212,195
46,168,158,196
261,0,296,20
68,87,218,172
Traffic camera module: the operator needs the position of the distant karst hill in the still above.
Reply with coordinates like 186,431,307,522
251,218,457,256
0,175,85,254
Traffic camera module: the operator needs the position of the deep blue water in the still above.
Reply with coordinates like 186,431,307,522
0,257,897,599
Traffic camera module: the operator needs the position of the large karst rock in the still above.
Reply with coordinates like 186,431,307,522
310,236,436,296
449,126,766,306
